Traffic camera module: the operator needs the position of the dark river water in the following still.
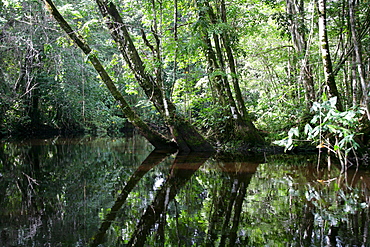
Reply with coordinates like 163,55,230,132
0,134,369,246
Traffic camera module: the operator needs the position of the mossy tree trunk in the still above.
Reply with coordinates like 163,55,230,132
43,0,177,151
94,0,214,153
195,0,264,145
317,0,344,111
219,0,249,120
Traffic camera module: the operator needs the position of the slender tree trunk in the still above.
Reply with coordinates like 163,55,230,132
196,0,264,144
172,0,178,101
204,0,241,120
348,0,370,120
203,32,229,107
12,41,43,128
219,0,250,119
351,53,360,106
286,0,315,109
42,0,177,151
343,60,351,107
95,0,214,152
317,0,344,111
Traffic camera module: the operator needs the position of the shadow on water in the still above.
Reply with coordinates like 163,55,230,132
0,135,369,246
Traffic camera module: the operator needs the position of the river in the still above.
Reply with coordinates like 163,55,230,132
0,134,369,246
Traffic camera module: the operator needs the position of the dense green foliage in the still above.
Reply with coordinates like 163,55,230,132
1,0,369,154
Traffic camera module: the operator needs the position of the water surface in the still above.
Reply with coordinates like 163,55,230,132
0,134,369,246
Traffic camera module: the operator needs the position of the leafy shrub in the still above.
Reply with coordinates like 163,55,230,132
274,97,363,167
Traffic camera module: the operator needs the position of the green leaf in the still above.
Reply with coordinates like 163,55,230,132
311,101,321,112
288,127,299,138
322,92,328,101
326,124,338,133
304,124,312,136
329,97,337,108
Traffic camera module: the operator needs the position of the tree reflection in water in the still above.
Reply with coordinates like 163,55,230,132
127,152,212,246
197,157,258,246
91,150,170,246
0,137,369,246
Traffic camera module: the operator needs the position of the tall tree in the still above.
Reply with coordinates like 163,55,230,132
0,1,45,130
195,0,264,144
317,0,344,111
43,0,215,152
42,0,177,151
348,0,370,120
286,0,315,109
94,0,215,152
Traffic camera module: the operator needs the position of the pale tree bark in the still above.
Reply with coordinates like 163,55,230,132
317,0,344,111
94,0,214,153
172,0,178,99
286,0,315,109
42,0,177,151
348,0,370,120
351,51,361,106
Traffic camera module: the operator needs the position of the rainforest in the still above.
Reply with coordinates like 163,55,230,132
0,0,369,246
0,0,369,156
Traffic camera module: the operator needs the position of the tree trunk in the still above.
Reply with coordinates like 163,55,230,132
219,0,250,119
196,0,264,145
42,0,177,151
203,0,240,119
317,0,344,111
351,51,360,106
95,0,215,153
286,0,315,109
348,0,370,120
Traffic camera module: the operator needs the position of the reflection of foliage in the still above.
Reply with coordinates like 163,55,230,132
306,180,369,244
165,178,208,246
99,154,369,246
0,136,152,246
245,156,369,246
1,140,369,246
245,162,302,245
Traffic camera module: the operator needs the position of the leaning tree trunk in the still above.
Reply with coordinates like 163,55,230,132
95,0,214,153
42,0,177,151
317,0,344,111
